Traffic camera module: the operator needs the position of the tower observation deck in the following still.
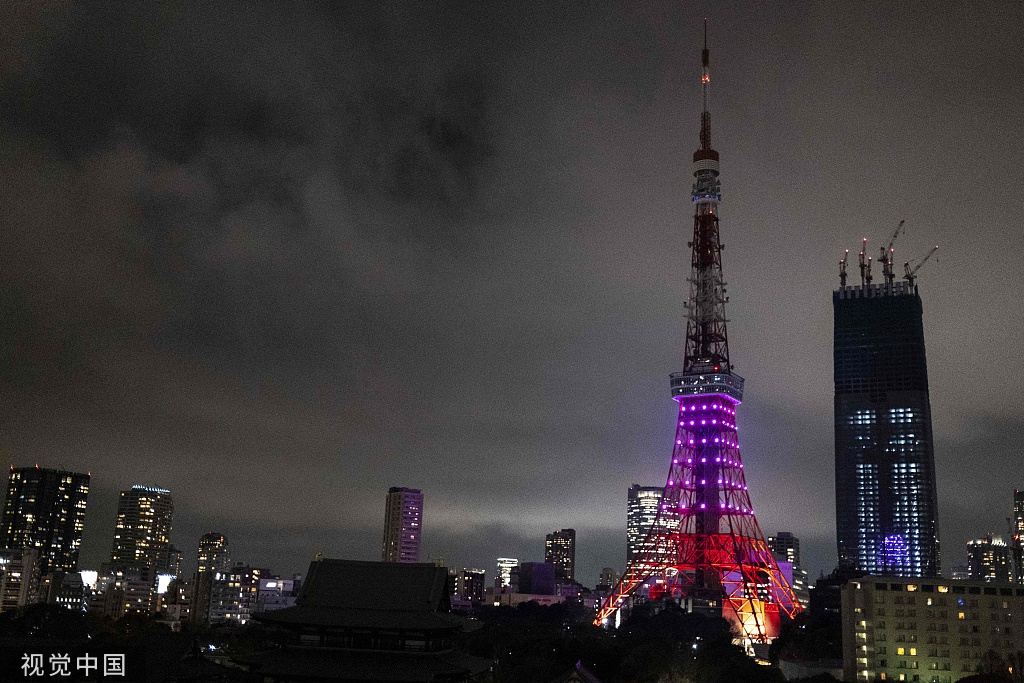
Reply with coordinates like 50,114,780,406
594,22,801,647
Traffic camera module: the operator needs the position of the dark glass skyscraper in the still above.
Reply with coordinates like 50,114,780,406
834,280,940,577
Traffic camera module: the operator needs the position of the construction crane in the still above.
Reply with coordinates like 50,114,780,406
879,219,906,287
858,238,868,286
903,245,939,286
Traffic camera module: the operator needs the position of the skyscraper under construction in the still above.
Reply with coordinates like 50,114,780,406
833,241,941,577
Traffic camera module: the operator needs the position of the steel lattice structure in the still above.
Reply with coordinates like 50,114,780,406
594,23,802,643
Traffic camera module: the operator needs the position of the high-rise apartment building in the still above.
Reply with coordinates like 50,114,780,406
381,487,423,563
109,485,174,572
768,531,810,609
626,484,663,564
496,558,518,589
966,534,1012,583
1013,489,1023,584
544,528,575,584
767,531,801,566
0,466,90,573
457,568,485,603
834,277,940,577
192,532,231,625
209,562,242,624
197,532,231,574
0,547,41,611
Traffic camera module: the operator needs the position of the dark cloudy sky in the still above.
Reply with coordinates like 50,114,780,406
1,1,1023,585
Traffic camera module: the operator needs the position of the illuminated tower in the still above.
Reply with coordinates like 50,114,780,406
595,23,801,644
0,466,90,573
381,487,423,563
833,243,940,577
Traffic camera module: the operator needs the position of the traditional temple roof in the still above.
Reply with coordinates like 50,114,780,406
298,559,450,612
256,559,463,631
551,661,604,683
245,559,491,681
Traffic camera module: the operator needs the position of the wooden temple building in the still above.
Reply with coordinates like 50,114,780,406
240,558,491,682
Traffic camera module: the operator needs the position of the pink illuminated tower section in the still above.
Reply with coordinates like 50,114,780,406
594,23,801,643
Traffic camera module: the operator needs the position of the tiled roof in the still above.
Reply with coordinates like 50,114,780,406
297,559,450,611
255,558,462,631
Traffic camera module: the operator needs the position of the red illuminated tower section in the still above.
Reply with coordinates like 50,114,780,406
594,24,801,644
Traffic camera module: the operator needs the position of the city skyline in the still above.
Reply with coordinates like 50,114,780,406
1,2,1023,586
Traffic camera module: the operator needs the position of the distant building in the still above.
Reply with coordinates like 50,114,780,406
950,564,970,581
966,534,1012,583
768,531,800,565
597,567,620,591
203,562,270,625
0,547,41,612
237,565,268,625
513,562,555,596
769,532,810,608
50,572,87,613
91,564,158,618
256,577,299,613
192,532,230,624
381,487,423,563
495,593,563,608
627,484,663,564
109,485,174,572
495,557,518,589
197,532,231,574
158,577,191,630
544,529,575,583
841,576,1024,682
0,466,90,573
457,569,485,603
1014,489,1023,584
809,568,863,618
209,563,243,624
834,280,940,577
166,545,183,577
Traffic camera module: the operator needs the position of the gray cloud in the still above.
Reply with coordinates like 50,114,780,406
0,1,1022,586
